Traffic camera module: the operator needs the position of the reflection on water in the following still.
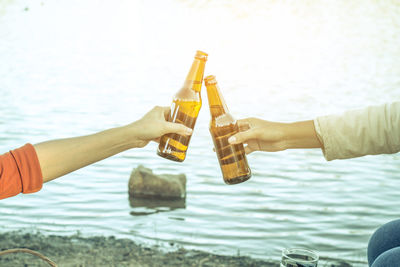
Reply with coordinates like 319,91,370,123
129,196,186,216
0,0,400,265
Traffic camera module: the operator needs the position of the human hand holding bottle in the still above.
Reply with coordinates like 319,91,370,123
227,118,322,154
131,106,193,148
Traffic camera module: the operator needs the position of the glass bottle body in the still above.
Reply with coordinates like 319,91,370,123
157,51,207,162
205,75,251,184
157,88,201,162
209,113,251,184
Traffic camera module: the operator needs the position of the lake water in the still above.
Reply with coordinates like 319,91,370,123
1,0,400,265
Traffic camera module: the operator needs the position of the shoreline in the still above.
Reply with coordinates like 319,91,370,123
0,231,362,266
0,231,279,267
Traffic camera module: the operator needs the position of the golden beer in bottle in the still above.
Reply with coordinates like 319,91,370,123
157,50,208,162
205,75,251,184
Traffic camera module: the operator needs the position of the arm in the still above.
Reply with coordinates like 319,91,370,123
314,102,400,160
1,106,192,199
228,118,321,154
34,124,140,183
35,106,192,183
229,102,400,160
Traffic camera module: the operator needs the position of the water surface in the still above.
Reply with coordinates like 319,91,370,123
1,0,400,264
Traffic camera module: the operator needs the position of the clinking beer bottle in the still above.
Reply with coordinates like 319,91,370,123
157,50,208,162
204,75,251,184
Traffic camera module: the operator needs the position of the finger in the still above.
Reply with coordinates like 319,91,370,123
228,129,256,145
161,106,171,121
237,119,251,131
164,122,193,136
238,123,250,132
244,145,254,155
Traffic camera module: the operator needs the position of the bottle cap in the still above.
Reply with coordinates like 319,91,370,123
195,50,208,61
204,75,217,85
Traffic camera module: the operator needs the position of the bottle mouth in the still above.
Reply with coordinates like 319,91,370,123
195,50,208,61
204,75,217,85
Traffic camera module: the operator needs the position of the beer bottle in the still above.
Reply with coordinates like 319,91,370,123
204,75,251,184
157,50,208,162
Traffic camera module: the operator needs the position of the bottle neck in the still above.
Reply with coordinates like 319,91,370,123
184,58,206,92
206,83,229,118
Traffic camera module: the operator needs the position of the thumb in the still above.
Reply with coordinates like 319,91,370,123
228,129,257,145
164,122,193,136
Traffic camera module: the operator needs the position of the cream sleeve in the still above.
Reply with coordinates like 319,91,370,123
313,102,400,161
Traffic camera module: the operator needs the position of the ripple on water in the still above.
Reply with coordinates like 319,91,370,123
1,0,400,264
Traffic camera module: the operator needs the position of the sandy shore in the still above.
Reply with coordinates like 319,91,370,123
0,231,279,267
0,231,362,267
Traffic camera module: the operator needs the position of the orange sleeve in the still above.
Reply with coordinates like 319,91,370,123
0,144,43,200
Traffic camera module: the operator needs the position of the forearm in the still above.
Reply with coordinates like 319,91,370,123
34,124,141,183
283,120,322,149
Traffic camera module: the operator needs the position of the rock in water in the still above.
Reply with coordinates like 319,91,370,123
128,165,186,199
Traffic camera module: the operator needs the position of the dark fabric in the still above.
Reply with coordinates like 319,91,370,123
368,219,400,266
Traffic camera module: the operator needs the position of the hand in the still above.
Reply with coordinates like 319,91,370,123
228,118,288,154
228,118,321,154
130,106,193,148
